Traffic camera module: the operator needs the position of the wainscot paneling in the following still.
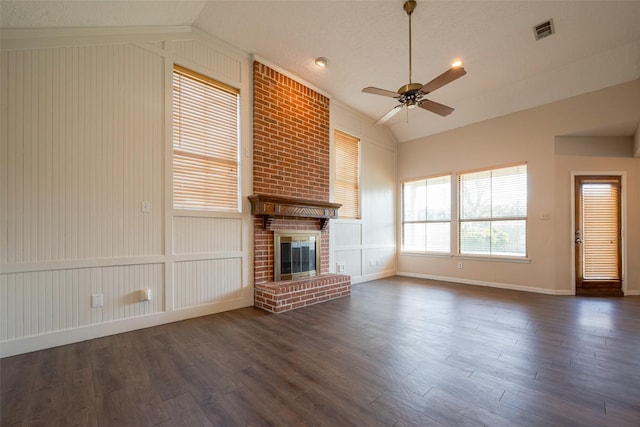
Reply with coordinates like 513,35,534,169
363,246,396,275
333,249,362,278
173,258,243,309
333,221,362,247
0,264,164,342
173,216,242,254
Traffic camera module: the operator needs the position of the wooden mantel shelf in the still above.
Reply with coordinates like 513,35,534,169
248,194,341,230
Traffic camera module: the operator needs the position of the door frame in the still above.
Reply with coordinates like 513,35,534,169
570,171,627,295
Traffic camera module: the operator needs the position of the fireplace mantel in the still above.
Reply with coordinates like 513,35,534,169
248,194,341,230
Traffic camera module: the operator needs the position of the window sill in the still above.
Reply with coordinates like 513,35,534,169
400,251,453,259
173,209,243,219
456,254,531,264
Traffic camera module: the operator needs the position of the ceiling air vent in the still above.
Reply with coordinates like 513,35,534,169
533,19,555,41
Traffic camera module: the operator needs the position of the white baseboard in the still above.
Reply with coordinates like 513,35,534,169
396,271,574,296
351,270,395,285
0,295,253,358
626,290,640,296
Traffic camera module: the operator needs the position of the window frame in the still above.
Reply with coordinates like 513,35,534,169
401,173,452,255
457,162,529,260
172,64,241,213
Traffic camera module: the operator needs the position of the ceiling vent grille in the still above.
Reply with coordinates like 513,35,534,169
533,19,555,41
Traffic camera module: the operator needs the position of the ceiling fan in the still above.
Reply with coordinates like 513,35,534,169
362,0,467,125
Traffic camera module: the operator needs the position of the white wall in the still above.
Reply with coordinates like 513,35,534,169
397,79,640,295
0,27,254,357
330,101,397,284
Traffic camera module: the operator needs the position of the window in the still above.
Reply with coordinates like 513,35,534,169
458,163,527,257
172,65,240,211
402,175,451,253
334,130,360,219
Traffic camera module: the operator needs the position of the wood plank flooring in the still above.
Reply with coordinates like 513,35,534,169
2,276,639,426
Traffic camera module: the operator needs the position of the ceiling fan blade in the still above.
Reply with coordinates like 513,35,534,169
418,99,455,117
362,86,400,98
374,104,404,125
420,66,466,94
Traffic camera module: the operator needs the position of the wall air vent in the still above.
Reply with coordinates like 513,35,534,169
533,19,555,41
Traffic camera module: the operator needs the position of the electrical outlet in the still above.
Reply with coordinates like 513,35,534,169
91,293,103,308
141,201,151,213
336,262,345,273
457,261,463,269
139,288,152,302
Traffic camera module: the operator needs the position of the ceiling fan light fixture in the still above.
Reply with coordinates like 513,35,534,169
314,57,328,68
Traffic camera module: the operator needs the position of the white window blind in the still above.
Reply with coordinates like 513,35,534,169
402,175,451,253
582,181,620,279
173,65,240,211
334,130,360,219
459,163,527,257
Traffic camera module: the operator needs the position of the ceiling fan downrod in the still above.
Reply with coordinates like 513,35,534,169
404,0,417,84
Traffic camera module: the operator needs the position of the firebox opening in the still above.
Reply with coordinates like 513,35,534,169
274,230,321,281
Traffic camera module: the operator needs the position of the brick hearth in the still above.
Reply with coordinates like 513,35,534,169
254,274,351,313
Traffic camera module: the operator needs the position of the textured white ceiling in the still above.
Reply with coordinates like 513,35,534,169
2,0,639,142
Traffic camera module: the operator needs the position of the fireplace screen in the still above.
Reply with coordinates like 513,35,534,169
274,231,321,281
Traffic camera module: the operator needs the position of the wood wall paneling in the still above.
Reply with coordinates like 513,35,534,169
173,216,242,254
333,222,362,247
0,264,163,341
173,40,242,84
0,34,253,356
173,258,243,309
0,45,164,264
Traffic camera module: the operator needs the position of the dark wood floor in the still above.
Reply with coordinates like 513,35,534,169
2,276,640,426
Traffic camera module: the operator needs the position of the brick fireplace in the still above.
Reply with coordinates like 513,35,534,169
251,61,350,313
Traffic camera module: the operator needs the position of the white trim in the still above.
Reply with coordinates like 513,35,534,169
399,252,453,259
334,243,395,251
570,171,627,295
0,295,254,358
333,218,363,224
172,210,245,219
164,43,176,315
351,270,395,285
0,26,194,50
456,254,531,264
252,54,332,99
172,252,244,263
1,256,166,274
397,272,573,295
